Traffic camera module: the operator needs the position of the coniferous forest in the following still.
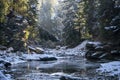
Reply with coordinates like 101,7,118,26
0,0,120,80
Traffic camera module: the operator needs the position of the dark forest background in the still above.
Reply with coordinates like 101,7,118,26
0,0,120,51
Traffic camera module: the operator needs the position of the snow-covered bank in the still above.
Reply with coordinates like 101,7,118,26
0,51,26,65
97,61,120,78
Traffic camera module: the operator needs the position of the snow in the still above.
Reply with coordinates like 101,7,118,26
69,40,87,56
51,72,70,76
87,41,102,46
25,73,60,80
3,56,26,65
97,61,120,76
0,51,26,65
7,47,14,52
104,26,117,30
46,40,88,56
36,47,44,52
23,54,38,59
0,71,10,80
10,58,26,65
22,54,56,61
51,72,86,80
22,54,41,60
75,0,81,2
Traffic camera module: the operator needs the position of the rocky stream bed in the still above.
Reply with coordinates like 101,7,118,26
0,41,120,80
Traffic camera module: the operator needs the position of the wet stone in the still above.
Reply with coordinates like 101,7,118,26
4,62,11,68
40,57,57,61
60,76,85,80
95,46,105,51
86,43,95,51
86,42,102,51
28,46,44,54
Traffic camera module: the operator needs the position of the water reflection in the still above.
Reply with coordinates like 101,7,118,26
9,56,99,80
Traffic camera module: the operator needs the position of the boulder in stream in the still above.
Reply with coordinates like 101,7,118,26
40,57,57,61
4,62,11,68
6,47,14,53
86,42,102,51
0,59,11,68
60,76,83,80
22,54,57,61
28,46,44,54
85,41,120,60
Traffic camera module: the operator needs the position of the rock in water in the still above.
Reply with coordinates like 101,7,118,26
35,47,44,54
60,76,67,80
4,62,11,68
40,57,57,61
85,51,100,61
28,46,44,54
60,76,81,80
86,42,102,51
56,45,61,50
6,47,14,53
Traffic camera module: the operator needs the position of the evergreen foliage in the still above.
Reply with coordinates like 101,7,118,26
0,0,38,51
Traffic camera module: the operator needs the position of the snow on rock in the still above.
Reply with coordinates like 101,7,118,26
22,54,57,61
46,40,88,56
87,41,102,47
51,72,70,76
104,26,117,30
4,56,25,65
68,40,88,56
0,71,10,80
97,61,120,76
0,52,26,65
22,54,41,61
6,47,14,53
28,46,44,54
75,0,81,2
10,57,26,65
51,72,86,80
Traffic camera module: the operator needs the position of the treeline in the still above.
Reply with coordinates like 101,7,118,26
62,0,120,47
81,0,120,43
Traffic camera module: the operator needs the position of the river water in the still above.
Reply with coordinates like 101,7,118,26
9,55,99,80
